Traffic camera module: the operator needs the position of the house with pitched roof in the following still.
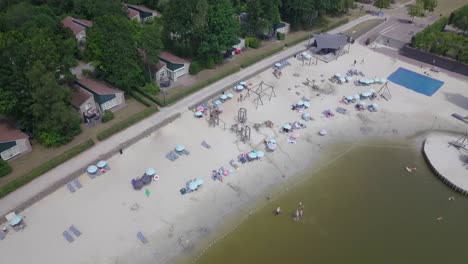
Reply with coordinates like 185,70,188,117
125,3,160,23
0,120,31,161
158,52,191,83
62,16,93,45
74,79,126,117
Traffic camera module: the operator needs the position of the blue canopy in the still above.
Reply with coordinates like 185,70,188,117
195,111,203,117
146,168,155,176
297,100,304,106
346,96,354,101
248,152,257,159
175,145,185,152
220,94,228,100
97,160,107,168
87,165,98,174
194,178,204,186
303,101,311,108
256,151,265,158
283,124,292,130
187,181,198,190
214,100,222,106
227,93,234,98
8,215,22,226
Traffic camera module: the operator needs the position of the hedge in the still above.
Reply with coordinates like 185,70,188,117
0,159,12,178
240,46,284,68
285,34,311,47
0,139,95,198
162,66,241,106
129,90,152,107
134,87,161,105
101,110,114,123
97,106,158,141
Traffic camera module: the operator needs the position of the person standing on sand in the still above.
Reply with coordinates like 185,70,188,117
275,207,281,216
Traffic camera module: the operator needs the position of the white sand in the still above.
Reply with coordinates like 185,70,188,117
1,44,467,264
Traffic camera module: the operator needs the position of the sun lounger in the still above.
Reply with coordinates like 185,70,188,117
73,178,82,189
63,230,74,243
165,151,179,161
201,141,211,149
137,231,148,244
0,230,6,240
69,225,81,237
182,149,190,155
66,183,75,193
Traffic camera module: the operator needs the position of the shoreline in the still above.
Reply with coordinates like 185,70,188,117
0,43,466,264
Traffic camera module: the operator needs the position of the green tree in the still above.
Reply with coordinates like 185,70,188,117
86,15,144,91
408,1,425,23
374,0,390,12
27,62,81,147
246,0,281,36
281,0,317,29
136,21,164,81
421,0,437,12
72,0,125,20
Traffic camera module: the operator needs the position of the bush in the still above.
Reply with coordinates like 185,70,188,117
246,37,260,48
97,107,158,141
240,46,284,68
285,35,310,47
189,61,203,75
0,159,12,178
277,32,286,40
101,110,114,123
0,139,94,198
129,90,152,107
206,57,215,69
142,83,160,95
134,87,161,105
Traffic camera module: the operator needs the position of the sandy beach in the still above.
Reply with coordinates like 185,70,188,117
0,43,467,264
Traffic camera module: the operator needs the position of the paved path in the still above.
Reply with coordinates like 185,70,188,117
0,14,374,217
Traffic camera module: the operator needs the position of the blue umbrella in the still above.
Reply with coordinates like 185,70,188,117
214,100,222,106
236,85,244,91
303,101,311,108
283,124,292,130
239,81,247,86
267,143,277,150
346,96,354,101
97,160,107,168
146,168,155,176
256,150,265,158
354,94,360,100
268,138,277,144
87,165,98,174
220,94,228,100
248,152,258,159
227,93,234,98
195,111,203,117
188,181,198,191
302,113,311,120
175,145,185,152
8,215,22,226
297,100,304,106
194,178,204,186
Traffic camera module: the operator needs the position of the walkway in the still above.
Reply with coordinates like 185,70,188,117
0,14,374,217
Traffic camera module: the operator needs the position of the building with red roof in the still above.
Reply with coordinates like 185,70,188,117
62,16,93,45
0,120,31,161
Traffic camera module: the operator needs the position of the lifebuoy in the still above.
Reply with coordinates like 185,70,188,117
153,175,160,181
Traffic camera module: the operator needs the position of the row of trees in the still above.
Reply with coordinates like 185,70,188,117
449,4,468,34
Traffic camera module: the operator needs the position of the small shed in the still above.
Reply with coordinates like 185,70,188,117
0,120,31,161
232,38,246,50
75,79,126,112
158,52,191,81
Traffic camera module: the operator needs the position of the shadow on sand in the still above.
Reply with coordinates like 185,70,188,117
443,92,468,111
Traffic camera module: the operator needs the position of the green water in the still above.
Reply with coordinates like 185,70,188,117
188,142,468,264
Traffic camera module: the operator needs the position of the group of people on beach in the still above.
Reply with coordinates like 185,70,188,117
275,202,304,221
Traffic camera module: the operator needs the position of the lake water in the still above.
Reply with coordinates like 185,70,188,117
181,140,468,264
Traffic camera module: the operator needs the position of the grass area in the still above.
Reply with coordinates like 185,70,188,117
0,139,94,198
434,0,467,16
0,98,147,189
343,19,385,39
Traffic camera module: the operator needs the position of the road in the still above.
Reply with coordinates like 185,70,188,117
0,14,376,217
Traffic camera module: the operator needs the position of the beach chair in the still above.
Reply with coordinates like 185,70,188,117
73,178,82,189
182,149,190,155
63,230,74,243
66,183,75,193
201,140,211,149
137,232,148,244
0,230,5,240
69,225,81,237
336,107,347,115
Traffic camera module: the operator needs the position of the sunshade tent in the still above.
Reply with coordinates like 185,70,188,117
146,168,155,176
267,143,277,150
97,160,107,168
248,152,257,159
283,124,292,130
195,111,203,117
303,101,311,108
220,94,227,100
256,151,265,158
87,165,98,174
175,145,185,152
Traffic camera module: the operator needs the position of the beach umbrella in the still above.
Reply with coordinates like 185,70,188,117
297,100,304,106
381,78,387,83
371,103,378,108
345,76,352,82
319,129,327,136
335,73,342,78
227,93,234,98
256,150,265,158
236,85,244,91
358,101,366,106
268,138,277,144
303,101,311,108
369,89,375,93
175,145,185,152
302,113,311,120
359,79,366,83
142,175,152,185
248,151,258,159
267,143,277,150
188,181,198,191
196,106,204,112
339,77,346,83
146,168,155,176
368,79,375,84
292,132,300,139
220,94,228,100
354,94,360,100
361,92,370,98
346,96,354,101
275,63,281,67
96,160,107,168
283,124,292,130
194,178,204,186
239,81,247,86
195,111,203,117
87,165,98,174
214,100,222,106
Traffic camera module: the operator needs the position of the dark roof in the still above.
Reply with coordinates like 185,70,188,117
0,119,28,143
150,61,166,72
127,8,139,19
70,87,92,108
159,52,190,64
76,79,124,95
314,33,348,50
126,4,160,16
63,16,92,36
